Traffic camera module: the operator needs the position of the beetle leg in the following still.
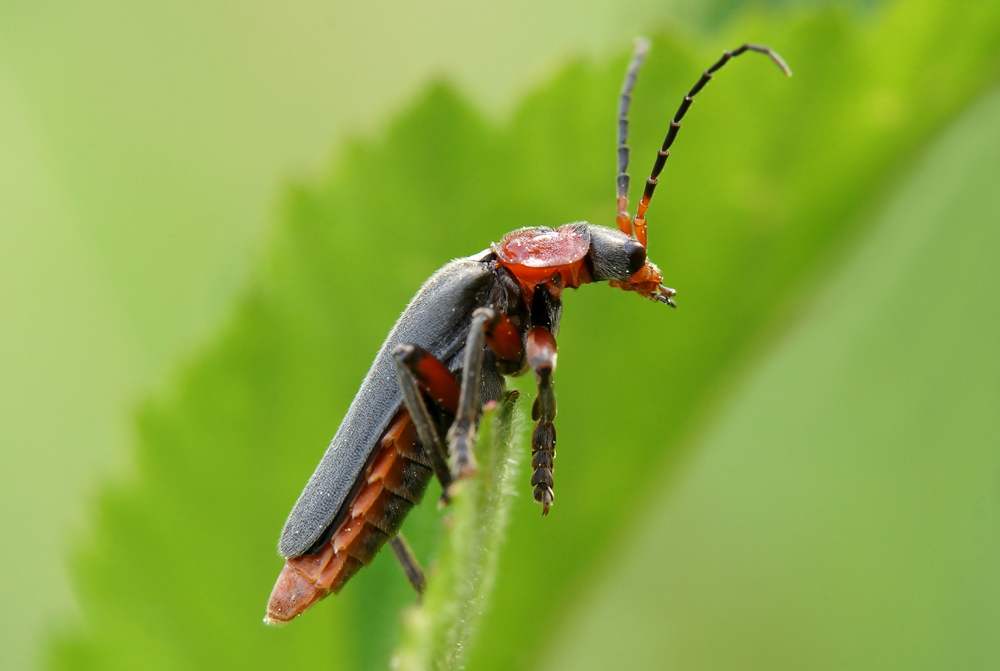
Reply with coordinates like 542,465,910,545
393,345,455,502
446,308,496,479
394,343,460,416
482,309,525,375
388,532,426,597
398,309,518,492
526,326,557,515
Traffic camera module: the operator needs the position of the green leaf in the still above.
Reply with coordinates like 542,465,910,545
471,3,1000,669
538,79,1000,671
47,1,1000,670
393,393,524,671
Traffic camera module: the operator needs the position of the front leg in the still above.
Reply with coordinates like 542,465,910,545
393,344,457,500
527,327,557,515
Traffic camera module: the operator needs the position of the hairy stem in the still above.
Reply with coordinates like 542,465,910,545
392,391,524,671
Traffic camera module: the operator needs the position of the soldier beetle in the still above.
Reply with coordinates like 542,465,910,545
266,39,790,624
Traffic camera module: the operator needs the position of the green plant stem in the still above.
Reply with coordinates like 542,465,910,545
392,391,524,671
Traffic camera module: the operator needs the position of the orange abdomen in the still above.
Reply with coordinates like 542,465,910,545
265,410,432,623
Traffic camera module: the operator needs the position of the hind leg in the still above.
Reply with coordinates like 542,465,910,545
388,532,426,597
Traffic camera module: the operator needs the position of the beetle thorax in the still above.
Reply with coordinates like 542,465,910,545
491,225,593,299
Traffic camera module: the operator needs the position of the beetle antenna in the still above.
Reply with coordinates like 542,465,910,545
631,43,791,248
616,37,650,238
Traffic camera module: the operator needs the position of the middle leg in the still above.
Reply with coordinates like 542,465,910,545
447,307,525,479
396,307,524,494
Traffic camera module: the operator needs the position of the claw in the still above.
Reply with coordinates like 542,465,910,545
452,451,479,479
654,293,678,308
437,492,451,509
446,418,479,479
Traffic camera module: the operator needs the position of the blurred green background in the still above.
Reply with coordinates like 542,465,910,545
1,0,998,669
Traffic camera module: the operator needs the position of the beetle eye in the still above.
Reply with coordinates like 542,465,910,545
624,240,646,275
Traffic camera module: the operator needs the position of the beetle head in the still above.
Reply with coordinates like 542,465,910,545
584,224,676,306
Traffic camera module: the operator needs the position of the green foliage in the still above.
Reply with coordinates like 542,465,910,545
541,81,1000,671
48,1,1000,670
394,394,524,671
